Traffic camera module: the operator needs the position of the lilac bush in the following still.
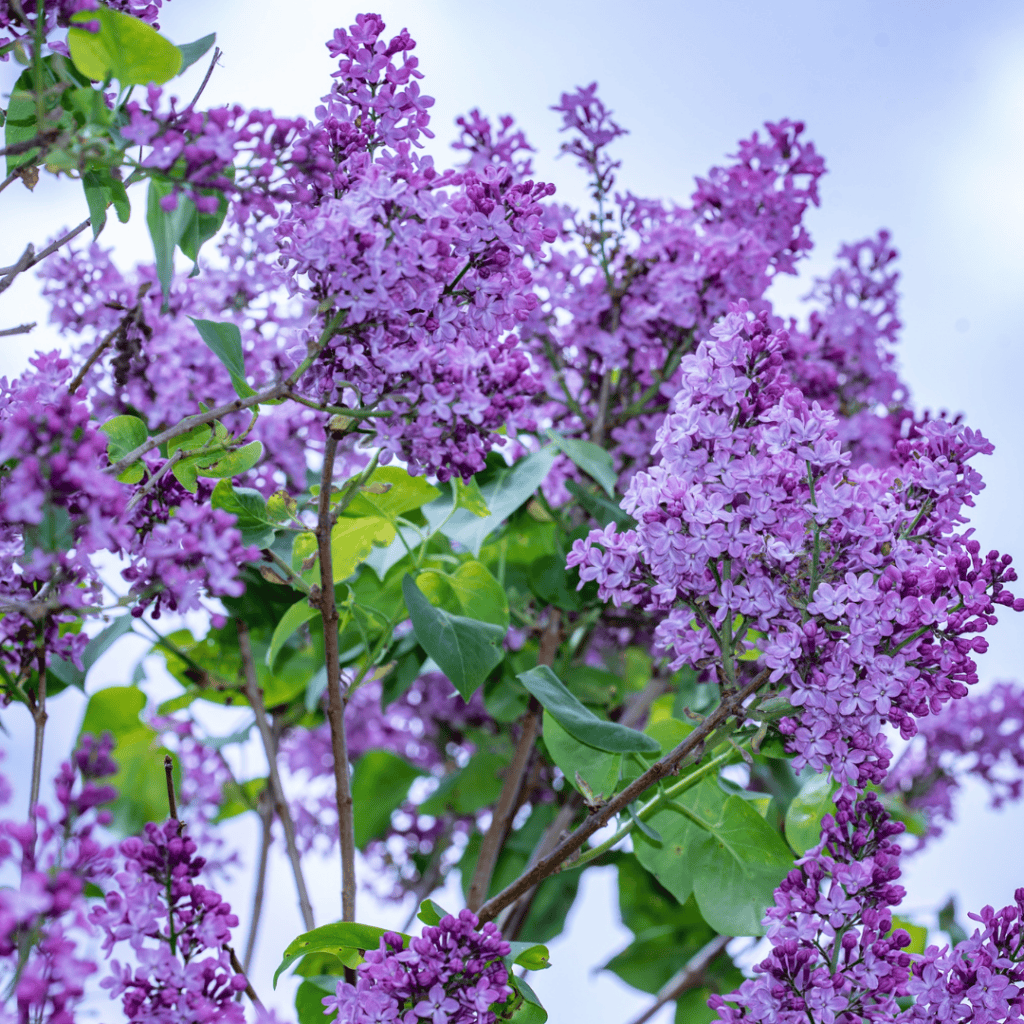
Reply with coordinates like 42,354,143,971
0,4,1022,1023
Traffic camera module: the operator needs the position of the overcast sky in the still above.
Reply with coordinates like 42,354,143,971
3,2,1024,1021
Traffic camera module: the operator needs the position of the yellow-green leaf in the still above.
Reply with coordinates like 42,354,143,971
69,8,182,86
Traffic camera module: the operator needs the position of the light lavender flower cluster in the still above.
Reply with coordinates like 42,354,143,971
323,910,512,1024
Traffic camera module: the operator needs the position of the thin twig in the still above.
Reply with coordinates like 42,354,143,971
177,46,222,122
163,754,179,820
226,946,266,1011
0,171,18,195
122,451,183,516
243,793,273,973
237,620,316,932
0,322,35,337
625,933,732,1024
27,635,48,865
315,431,358,922
467,610,561,912
476,669,771,924
68,325,121,394
0,219,90,295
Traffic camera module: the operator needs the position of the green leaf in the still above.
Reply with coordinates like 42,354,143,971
541,710,621,800
784,772,836,855
402,574,505,700
199,441,264,480
506,942,551,971
686,783,794,936
78,685,177,835
274,923,409,988
176,32,216,74
100,415,148,484
939,897,969,946
518,666,660,754
509,976,547,1023
351,749,425,848
545,429,618,498
889,916,927,955
419,561,509,629
418,752,506,816
267,599,318,670
82,166,131,237
188,318,256,399
310,516,395,585
453,476,490,517
5,59,74,174
424,447,557,556
69,8,182,85
48,615,134,693
295,979,331,1024
417,899,448,926
564,479,637,529
345,466,440,522
210,480,275,548
146,181,227,303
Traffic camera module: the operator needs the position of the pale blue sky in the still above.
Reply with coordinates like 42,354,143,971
2,3,1024,1020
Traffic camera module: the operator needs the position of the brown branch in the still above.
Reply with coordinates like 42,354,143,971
625,933,732,1024
163,754,179,821
316,431,358,922
0,127,60,158
243,793,273,973
476,669,771,924
0,218,90,296
26,636,48,867
467,609,561,912
0,322,35,337
227,946,266,1012
237,621,315,932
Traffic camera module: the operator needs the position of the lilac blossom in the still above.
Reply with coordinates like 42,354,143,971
567,306,1022,791
90,820,247,1023
276,15,556,480
885,681,1024,846
323,910,512,1024
0,735,118,1024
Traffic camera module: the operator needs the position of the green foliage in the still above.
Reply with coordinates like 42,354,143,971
784,771,836,855
267,599,318,670
147,180,227,303
890,915,927,955
542,710,620,800
176,32,217,74
415,560,509,629
633,778,793,936
189,319,257,399
213,776,266,822
69,8,182,85
351,749,425,848
4,58,77,174
99,415,148,484
545,429,618,498
518,666,659,754
346,466,440,522
78,686,178,835
275,922,410,988
210,481,276,548
402,574,505,700
418,752,506,816
83,165,130,237
424,447,558,555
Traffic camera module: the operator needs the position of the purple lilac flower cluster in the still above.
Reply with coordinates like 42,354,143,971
517,97,827,499
121,86,305,217
276,14,556,481
90,820,247,1024
885,681,1024,846
323,910,512,1024
0,352,132,672
0,735,117,1024
566,306,1022,791
711,793,1024,1024
711,793,913,1023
